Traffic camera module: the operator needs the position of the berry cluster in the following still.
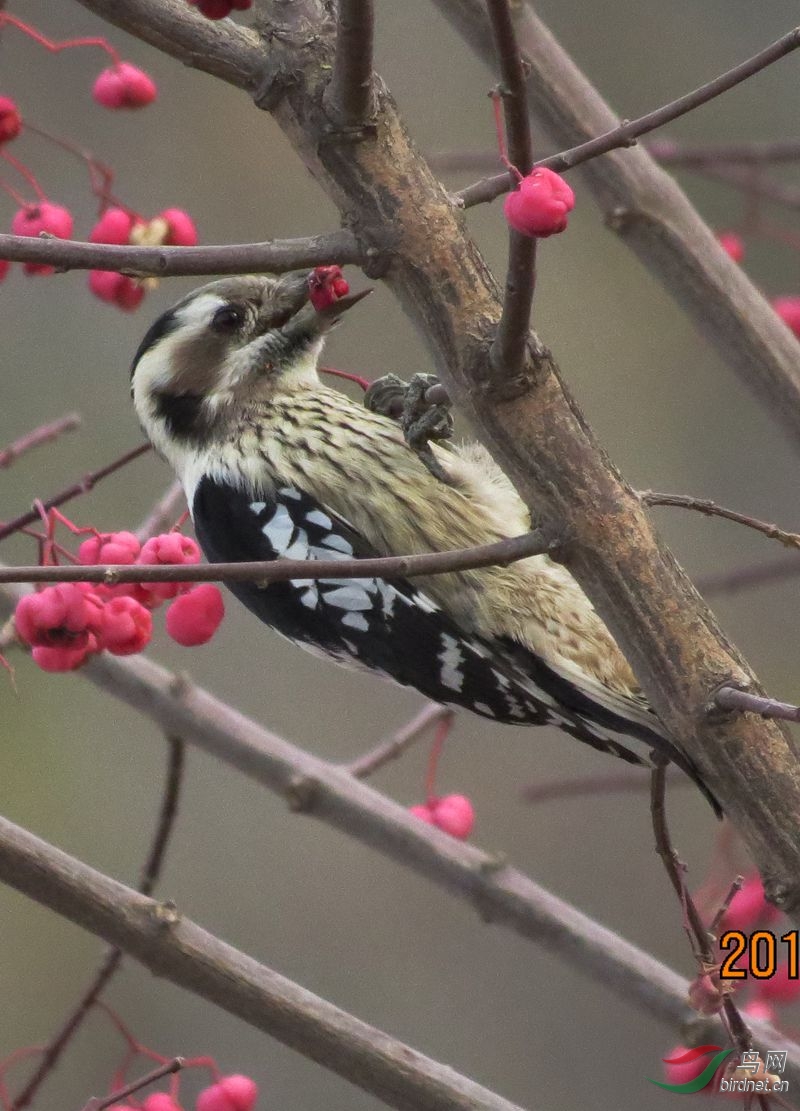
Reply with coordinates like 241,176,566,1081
14,528,224,672
661,872,799,1094
118,1075,258,1111
308,265,350,311
504,166,575,238
89,206,198,310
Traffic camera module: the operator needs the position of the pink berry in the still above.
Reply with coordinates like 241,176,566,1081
78,531,141,566
773,296,800,339
159,208,198,247
688,971,724,1016
431,794,475,839
0,259,10,282
88,270,146,312
188,0,252,17
15,583,104,651
142,1093,183,1111
93,63,157,109
139,533,201,601
90,207,135,245
99,596,153,655
11,202,74,275
409,803,436,825
754,963,800,1005
196,1076,258,1111
165,585,224,646
716,231,744,263
721,874,778,931
0,96,22,144
504,167,575,238
308,265,349,310
31,644,90,672
742,998,776,1024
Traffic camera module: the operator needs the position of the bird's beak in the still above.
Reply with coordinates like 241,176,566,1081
315,286,372,322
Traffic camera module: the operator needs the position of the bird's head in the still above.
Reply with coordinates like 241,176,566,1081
130,270,369,451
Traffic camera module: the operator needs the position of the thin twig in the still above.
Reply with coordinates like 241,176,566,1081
12,738,185,1111
650,765,753,1059
81,1058,184,1111
641,490,800,550
456,25,800,208
520,767,688,805
323,0,375,128
0,444,151,544
0,229,363,275
134,481,186,543
0,527,557,586
0,414,81,470
715,687,800,725
696,554,800,597
649,137,800,166
348,704,451,779
485,0,536,378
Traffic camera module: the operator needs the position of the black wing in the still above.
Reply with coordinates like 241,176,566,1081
192,474,714,801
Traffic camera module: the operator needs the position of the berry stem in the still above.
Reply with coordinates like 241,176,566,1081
0,14,122,66
0,151,47,202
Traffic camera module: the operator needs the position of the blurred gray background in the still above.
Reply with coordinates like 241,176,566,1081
2,1,800,1108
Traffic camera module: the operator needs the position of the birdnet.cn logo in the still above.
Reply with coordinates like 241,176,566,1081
649,1045,789,1095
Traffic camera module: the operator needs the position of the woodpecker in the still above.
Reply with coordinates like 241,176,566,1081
130,270,715,807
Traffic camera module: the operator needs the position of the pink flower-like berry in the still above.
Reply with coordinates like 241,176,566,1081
716,230,744,263
89,269,146,312
0,96,22,145
90,207,137,245
15,584,105,659
409,794,475,840
166,584,225,647
159,207,198,247
142,1092,183,1111
196,1075,258,1111
504,167,575,238
98,596,153,655
773,296,800,340
11,202,74,275
754,963,800,1005
31,644,91,672
308,265,350,311
0,258,10,282
78,530,141,566
188,0,253,19
721,873,778,932
139,533,202,601
92,62,157,109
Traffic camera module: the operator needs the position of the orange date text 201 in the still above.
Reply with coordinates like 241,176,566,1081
720,930,798,980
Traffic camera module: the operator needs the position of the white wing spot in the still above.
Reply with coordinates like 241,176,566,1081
411,591,439,613
283,529,309,560
321,534,353,555
341,611,370,632
473,702,492,716
278,486,302,500
248,501,266,514
324,585,374,611
306,509,332,529
262,504,294,553
438,634,465,693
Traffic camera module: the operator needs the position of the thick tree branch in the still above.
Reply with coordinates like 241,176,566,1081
0,230,362,275
323,0,375,128
72,0,800,910
485,0,537,380
0,814,529,1111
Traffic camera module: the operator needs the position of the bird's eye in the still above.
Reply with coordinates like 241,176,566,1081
211,304,244,333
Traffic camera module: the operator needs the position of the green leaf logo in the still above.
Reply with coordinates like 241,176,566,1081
649,1045,733,1094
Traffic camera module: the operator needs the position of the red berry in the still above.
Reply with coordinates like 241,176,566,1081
78,531,141,566
0,96,22,144
409,803,436,825
196,1076,258,1111
15,584,104,651
742,998,776,1024
188,0,253,17
139,533,201,601
11,202,74,275
0,259,10,282
92,63,157,109
99,596,153,655
504,167,575,238
308,265,349,310
165,585,224,646
31,644,90,672
90,207,135,245
716,231,744,263
773,296,800,339
431,794,475,839
89,270,146,312
142,1093,183,1111
159,208,198,247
